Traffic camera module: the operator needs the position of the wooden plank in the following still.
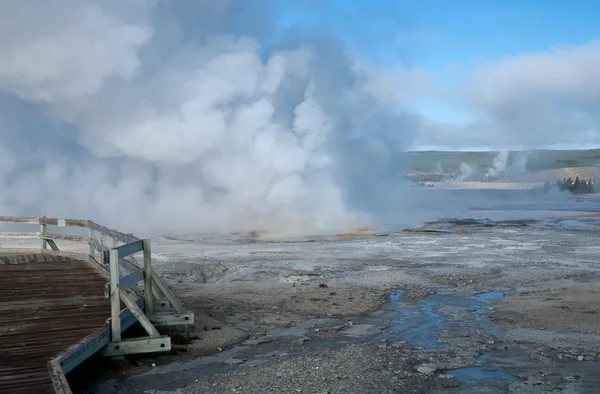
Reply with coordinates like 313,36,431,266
96,336,171,357
143,239,153,317
47,360,72,394
113,239,144,259
87,221,139,244
119,289,160,338
46,239,60,251
56,329,109,375
109,250,121,342
43,233,87,243
89,237,106,256
40,215,47,251
58,297,145,374
151,269,185,313
88,228,95,258
39,217,88,228
120,270,143,288
0,216,39,224
150,311,194,326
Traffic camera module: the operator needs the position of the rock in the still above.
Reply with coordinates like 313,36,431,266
275,372,283,378
319,283,328,288
295,337,311,344
416,363,437,374
528,380,544,385
577,356,584,361
438,374,454,379
439,378,460,388
151,363,156,368
224,358,245,366
242,337,272,346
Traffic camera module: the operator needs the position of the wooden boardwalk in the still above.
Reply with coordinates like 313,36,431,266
0,216,195,394
0,254,111,394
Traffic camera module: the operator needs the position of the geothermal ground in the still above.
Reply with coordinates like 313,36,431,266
10,191,599,394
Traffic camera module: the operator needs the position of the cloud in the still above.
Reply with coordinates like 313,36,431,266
0,0,421,235
463,40,600,148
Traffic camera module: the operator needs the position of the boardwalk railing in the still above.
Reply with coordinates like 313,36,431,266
0,215,194,393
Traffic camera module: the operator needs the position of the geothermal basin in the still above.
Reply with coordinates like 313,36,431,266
6,191,599,394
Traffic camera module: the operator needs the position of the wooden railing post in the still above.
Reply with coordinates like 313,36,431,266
109,249,121,342
40,215,47,250
143,239,153,317
88,225,95,258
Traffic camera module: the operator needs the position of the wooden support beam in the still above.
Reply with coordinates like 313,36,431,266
109,250,121,342
117,256,163,301
46,239,60,251
87,220,140,244
40,215,47,250
143,239,154,317
119,289,161,338
150,311,194,326
113,239,144,259
88,228,95,258
120,270,143,288
96,336,171,357
151,269,186,313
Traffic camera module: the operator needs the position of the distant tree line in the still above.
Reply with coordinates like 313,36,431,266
542,177,596,194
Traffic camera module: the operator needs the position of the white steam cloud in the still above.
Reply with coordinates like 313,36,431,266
0,0,417,235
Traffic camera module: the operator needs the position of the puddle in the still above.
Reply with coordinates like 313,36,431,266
84,287,533,394
383,290,448,348
472,291,505,300
476,352,492,361
378,289,503,348
448,366,520,384
267,318,338,338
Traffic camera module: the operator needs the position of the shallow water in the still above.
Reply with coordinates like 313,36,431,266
472,291,505,300
448,366,519,384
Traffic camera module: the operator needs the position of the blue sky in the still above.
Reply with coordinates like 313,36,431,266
273,0,600,148
275,0,599,74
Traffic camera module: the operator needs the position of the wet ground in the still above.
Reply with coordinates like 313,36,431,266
70,192,600,394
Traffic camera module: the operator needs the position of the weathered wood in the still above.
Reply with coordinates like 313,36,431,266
88,228,95,258
96,336,171,357
151,269,186,313
46,239,60,251
89,237,107,256
87,221,139,244
58,296,144,374
40,215,47,251
113,239,144,259
143,239,154,317
0,216,39,224
39,217,88,228
120,270,143,288
119,289,161,338
109,250,121,342
150,311,194,326
47,359,72,394
43,232,87,243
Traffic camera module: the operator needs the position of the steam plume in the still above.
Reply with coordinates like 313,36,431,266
0,0,416,235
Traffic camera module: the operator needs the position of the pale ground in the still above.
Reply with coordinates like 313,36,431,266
429,181,544,189
4,192,600,393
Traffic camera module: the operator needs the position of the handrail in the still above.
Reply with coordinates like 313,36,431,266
0,214,194,394
0,215,140,258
